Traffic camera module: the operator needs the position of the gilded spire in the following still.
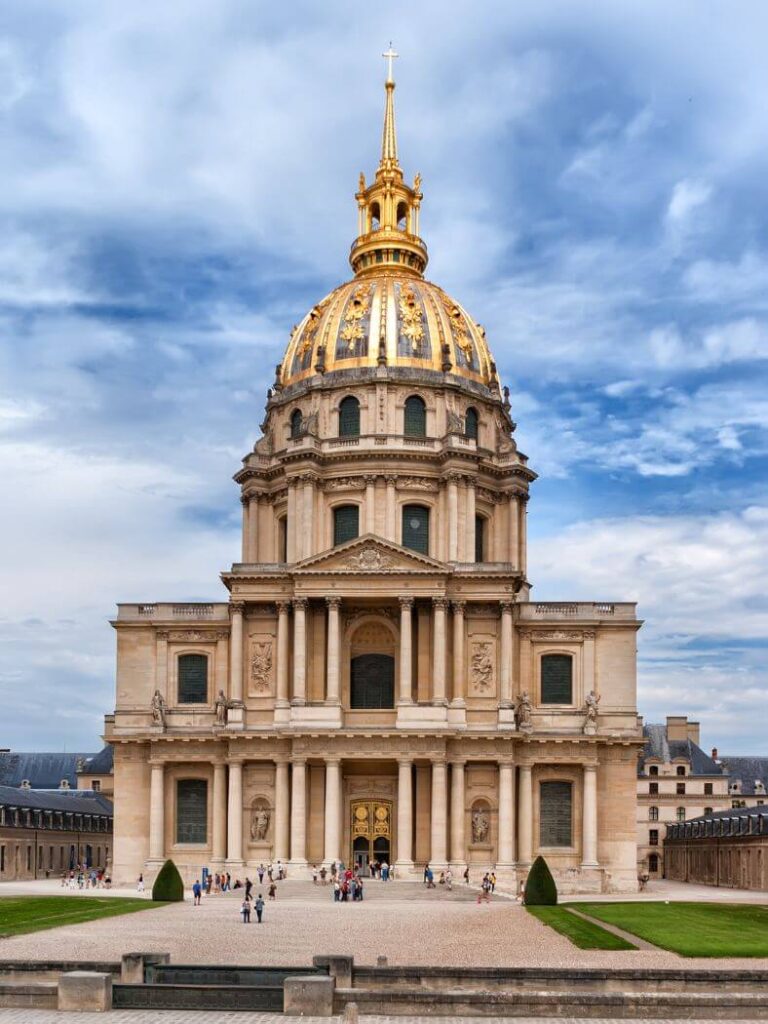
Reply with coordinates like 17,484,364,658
380,44,399,167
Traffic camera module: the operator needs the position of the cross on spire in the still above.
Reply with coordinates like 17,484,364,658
382,44,398,84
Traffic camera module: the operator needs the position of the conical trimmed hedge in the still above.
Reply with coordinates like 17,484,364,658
152,859,184,902
524,855,558,905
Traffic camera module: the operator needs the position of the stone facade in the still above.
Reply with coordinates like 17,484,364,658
106,68,642,893
636,716,730,878
664,805,768,891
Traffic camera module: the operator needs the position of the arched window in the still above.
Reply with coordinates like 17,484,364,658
465,407,478,440
648,853,659,873
176,779,207,844
539,781,573,847
278,516,288,562
402,504,429,554
338,396,360,437
404,395,426,437
474,516,485,563
649,806,659,821
649,765,659,776
178,653,208,704
676,765,686,776
540,654,573,704
396,201,408,231
676,806,686,822
290,409,303,439
333,505,359,546
370,202,380,231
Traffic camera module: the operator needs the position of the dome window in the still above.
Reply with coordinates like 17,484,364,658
474,515,485,563
333,505,360,547
338,396,360,437
369,202,381,231
465,407,478,440
402,504,429,554
290,409,303,439
396,201,408,231
404,395,426,437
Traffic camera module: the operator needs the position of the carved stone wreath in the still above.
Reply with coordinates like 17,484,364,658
344,546,395,571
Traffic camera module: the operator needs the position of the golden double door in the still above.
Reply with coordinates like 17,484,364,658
351,799,392,874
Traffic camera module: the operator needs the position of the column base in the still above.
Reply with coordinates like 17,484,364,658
226,703,245,730
447,703,467,726
273,701,291,726
497,706,517,730
394,859,414,874
397,703,448,728
290,704,343,728
224,860,245,872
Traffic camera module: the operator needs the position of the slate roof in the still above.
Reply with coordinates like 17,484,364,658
638,723,724,777
78,746,114,776
0,752,97,790
682,803,767,822
0,784,113,815
718,756,768,796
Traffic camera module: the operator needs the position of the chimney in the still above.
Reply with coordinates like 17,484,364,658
666,715,688,741
686,721,701,746
711,747,718,761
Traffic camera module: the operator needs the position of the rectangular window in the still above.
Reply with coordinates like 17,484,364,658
178,654,208,704
676,782,686,795
540,654,573,704
474,516,485,563
402,505,430,554
539,781,573,847
92,780,101,792
649,782,658,795
176,780,208,844
333,505,359,546
649,829,659,846
704,782,713,795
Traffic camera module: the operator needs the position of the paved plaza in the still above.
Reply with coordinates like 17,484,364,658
0,879,767,971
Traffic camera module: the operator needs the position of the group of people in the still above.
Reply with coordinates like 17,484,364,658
310,860,392,884
60,867,111,889
332,867,365,901
190,872,277,918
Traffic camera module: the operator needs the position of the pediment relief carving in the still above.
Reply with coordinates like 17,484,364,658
293,536,448,574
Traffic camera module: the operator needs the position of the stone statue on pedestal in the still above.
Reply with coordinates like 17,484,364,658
150,689,166,729
214,689,228,727
515,691,533,732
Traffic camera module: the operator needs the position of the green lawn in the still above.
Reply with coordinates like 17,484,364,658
526,905,637,950
0,896,167,937
569,901,768,958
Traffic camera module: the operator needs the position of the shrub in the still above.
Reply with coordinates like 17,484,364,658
524,855,558,905
151,859,184,902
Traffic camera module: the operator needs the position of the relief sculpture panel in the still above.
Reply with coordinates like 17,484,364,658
468,634,497,698
248,634,275,697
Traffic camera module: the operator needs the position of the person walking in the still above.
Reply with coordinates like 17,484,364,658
445,867,453,891
258,863,265,885
381,860,389,881
192,879,202,906
254,893,265,923
423,863,430,884
477,874,491,904
137,874,145,893
240,896,251,923
490,871,497,893
463,866,470,885
268,881,277,900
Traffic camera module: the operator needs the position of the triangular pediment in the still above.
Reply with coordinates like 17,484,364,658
293,535,450,575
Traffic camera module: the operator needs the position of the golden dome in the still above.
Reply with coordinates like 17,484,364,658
280,275,495,387
278,53,497,392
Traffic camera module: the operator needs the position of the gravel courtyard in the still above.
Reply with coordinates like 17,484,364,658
1,879,767,971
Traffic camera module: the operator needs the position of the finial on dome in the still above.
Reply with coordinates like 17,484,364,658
380,44,399,167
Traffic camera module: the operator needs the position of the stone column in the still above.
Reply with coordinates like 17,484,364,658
365,475,376,534
430,759,448,865
582,764,599,867
286,479,297,563
290,759,307,865
323,758,341,865
508,494,519,568
497,761,516,866
451,601,466,705
396,758,414,868
276,601,290,708
274,758,290,862
226,760,244,865
465,480,476,562
212,761,227,864
432,598,448,704
292,598,307,705
302,477,314,560
325,597,341,704
148,761,165,863
519,496,528,575
499,601,514,707
229,602,244,704
241,496,250,563
398,597,413,704
248,495,259,561
449,760,466,866
447,476,459,560
518,764,533,866
385,476,397,542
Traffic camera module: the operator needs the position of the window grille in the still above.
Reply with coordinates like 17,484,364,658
474,516,485,563
290,409,303,439
176,780,208,844
539,781,573,847
465,407,478,440
404,396,426,437
333,505,359,546
178,654,208,704
338,397,360,437
540,654,573,704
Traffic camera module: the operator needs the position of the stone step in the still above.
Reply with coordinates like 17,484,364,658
0,981,57,1010
238,879,481,902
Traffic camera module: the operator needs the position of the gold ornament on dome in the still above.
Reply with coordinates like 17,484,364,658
339,285,370,349
399,284,425,351
442,294,475,366
294,298,330,368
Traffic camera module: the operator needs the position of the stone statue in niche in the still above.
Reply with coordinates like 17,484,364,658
584,690,600,735
250,640,273,693
214,689,228,726
250,802,271,842
150,689,166,729
515,691,533,732
470,642,494,691
471,807,490,844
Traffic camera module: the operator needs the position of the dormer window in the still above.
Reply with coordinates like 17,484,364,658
20,779,30,790
59,779,70,790
676,765,686,776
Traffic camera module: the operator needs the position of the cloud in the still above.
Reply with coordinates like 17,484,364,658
665,179,712,225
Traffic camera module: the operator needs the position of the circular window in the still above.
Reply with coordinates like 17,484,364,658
409,518,421,530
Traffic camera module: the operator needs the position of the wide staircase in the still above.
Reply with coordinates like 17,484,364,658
256,877,481,902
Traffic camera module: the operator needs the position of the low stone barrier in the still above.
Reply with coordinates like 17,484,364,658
284,975,335,1016
58,972,112,1013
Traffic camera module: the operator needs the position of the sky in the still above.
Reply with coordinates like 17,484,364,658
1,0,767,753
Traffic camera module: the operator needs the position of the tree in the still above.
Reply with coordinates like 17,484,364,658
151,859,184,902
524,855,558,905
